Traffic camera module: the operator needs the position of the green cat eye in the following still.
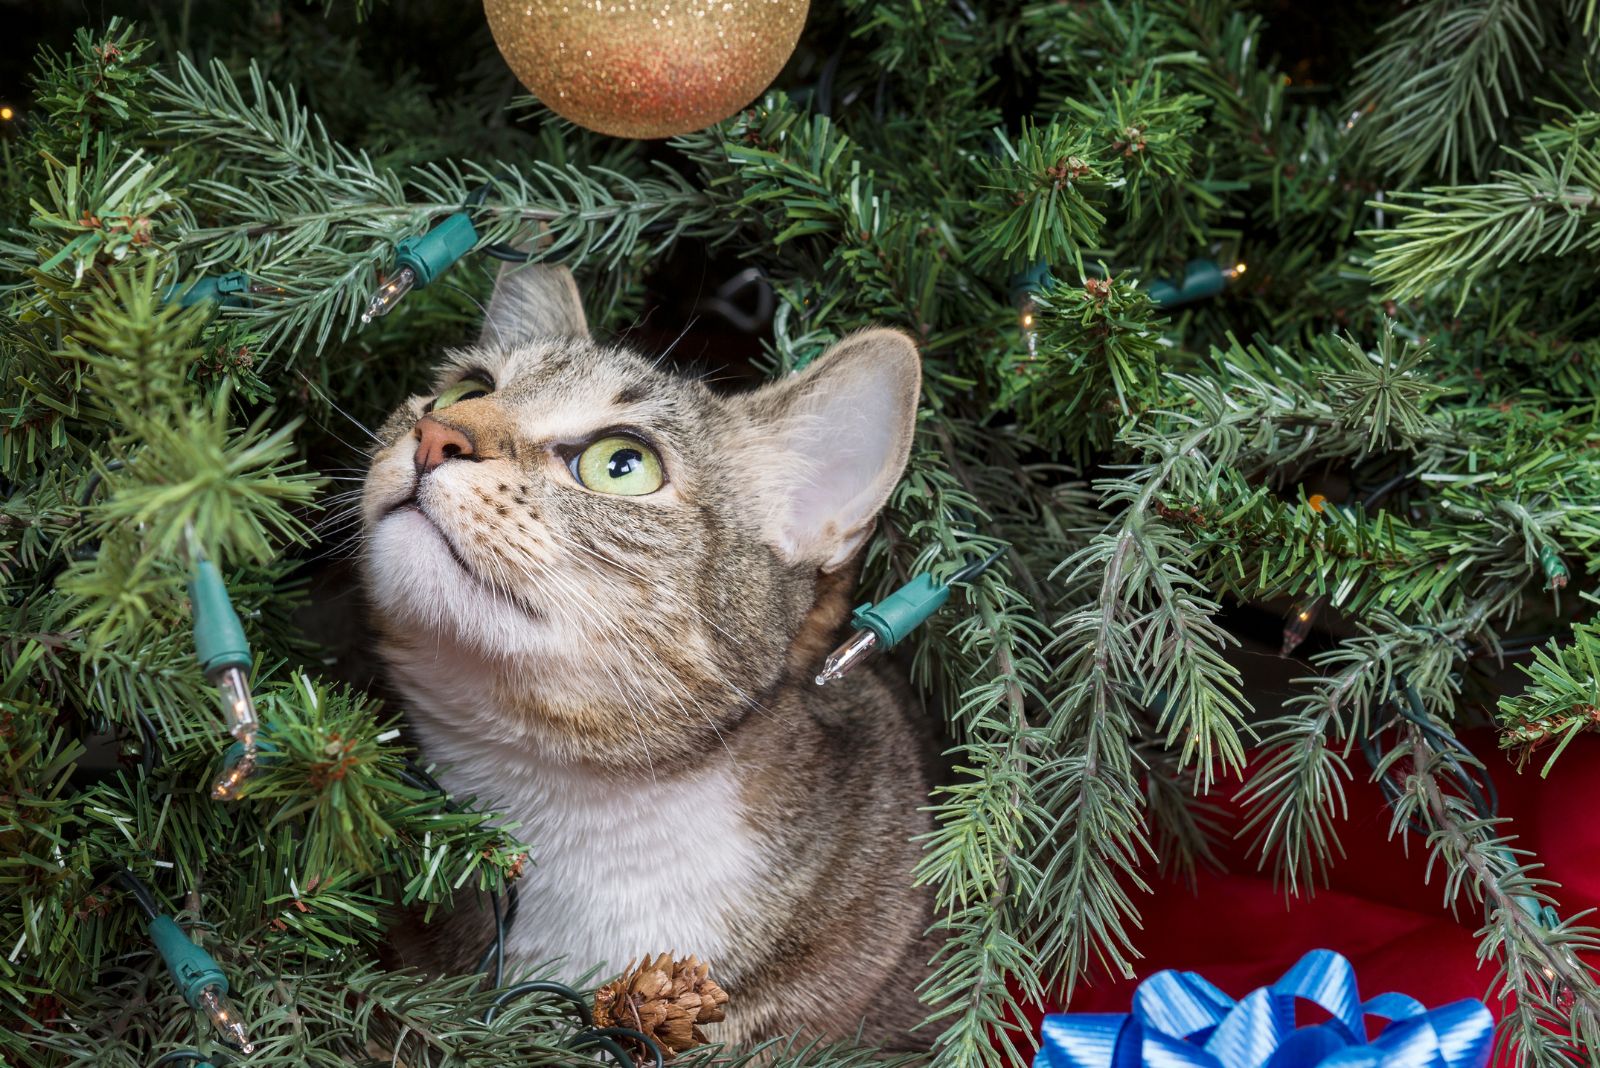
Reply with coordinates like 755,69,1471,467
429,377,493,412
573,435,664,496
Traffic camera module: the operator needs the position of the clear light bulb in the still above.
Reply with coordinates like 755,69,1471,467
1018,295,1039,360
1280,597,1324,657
815,629,880,686
210,747,257,801
361,265,417,323
196,985,254,1053
208,664,260,800
1224,262,1247,280
209,664,258,742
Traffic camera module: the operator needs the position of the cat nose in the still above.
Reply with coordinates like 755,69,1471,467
413,416,475,474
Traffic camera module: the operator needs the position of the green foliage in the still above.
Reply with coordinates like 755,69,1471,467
22,20,157,163
1012,275,1168,453
5,3,1600,1068
147,54,721,354
1498,610,1600,774
973,120,1107,276
1381,715,1600,1061
1322,328,1451,454
1368,122,1600,305
1346,0,1553,183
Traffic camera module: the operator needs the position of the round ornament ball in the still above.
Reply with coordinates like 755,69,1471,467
484,0,809,139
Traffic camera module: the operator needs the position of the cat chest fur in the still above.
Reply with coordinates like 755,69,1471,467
420,723,767,983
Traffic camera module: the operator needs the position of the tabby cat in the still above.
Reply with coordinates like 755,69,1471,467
362,263,936,1047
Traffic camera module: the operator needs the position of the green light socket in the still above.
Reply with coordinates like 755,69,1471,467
1009,260,1055,301
396,213,479,287
1145,259,1226,309
162,272,253,309
850,574,952,648
148,915,228,1006
188,560,252,676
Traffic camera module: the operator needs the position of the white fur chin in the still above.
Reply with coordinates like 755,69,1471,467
366,508,556,658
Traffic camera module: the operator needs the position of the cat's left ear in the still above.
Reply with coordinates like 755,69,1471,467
744,330,921,571
477,262,589,348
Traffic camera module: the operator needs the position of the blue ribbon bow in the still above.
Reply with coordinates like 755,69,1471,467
1035,949,1493,1068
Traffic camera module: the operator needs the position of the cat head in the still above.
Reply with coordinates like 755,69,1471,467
361,264,921,771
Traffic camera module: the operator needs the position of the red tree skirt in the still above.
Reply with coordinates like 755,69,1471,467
1019,734,1600,1064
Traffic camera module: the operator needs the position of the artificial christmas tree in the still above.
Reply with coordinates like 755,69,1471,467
4,2,1600,1066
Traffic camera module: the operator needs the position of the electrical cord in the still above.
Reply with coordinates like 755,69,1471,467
485,982,663,1068
1471,629,1569,660
113,867,163,922
78,460,127,509
579,1027,664,1068
466,181,542,263
152,1051,225,1067
1360,679,1501,849
948,547,1007,586
133,707,160,777
26,460,128,597
485,980,593,1026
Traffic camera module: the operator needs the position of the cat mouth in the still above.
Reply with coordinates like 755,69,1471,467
383,499,490,584
379,496,545,622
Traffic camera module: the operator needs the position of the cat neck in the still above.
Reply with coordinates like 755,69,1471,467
395,652,775,986
379,558,859,779
378,561,909,991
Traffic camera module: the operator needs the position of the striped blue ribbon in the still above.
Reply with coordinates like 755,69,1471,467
1035,949,1493,1068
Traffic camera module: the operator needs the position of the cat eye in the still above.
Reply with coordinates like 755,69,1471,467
427,377,494,413
571,435,664,496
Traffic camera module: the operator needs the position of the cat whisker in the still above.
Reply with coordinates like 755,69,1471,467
311,502,369,532
442,283,506,353
549,533,746,646
295,370,383,446
651,313,700,370
490,549,665,782
524,530,776,726
315,491,368,510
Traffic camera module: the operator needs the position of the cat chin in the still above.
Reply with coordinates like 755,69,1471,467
366,507,561,660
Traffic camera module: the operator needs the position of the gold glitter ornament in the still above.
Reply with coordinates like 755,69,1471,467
483,0,809,139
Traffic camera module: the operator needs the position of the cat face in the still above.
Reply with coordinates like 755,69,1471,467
361,264,921,771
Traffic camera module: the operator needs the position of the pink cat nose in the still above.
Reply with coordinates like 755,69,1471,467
413,416,475,474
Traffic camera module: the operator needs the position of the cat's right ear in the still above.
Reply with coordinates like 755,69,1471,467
477,262,589,348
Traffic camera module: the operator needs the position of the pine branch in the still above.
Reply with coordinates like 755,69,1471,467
1347,0,1550,182
138,56,718,356
1012,275,1168,456
1367,136,1600,305
971,119,1107,276
1498,613,1600,774
1238,615,1465,892
1388,723,1600,1063
1029,420,1253,992
918,599,1047,1068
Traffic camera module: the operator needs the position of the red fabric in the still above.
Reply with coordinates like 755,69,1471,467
1018,734,1600,1064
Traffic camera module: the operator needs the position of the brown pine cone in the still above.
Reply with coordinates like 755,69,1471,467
593,953,730,1061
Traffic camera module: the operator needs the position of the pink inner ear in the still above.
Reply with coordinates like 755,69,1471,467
777,358,915,564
